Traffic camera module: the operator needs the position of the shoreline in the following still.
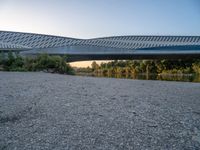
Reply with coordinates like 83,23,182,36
1,71,199,83
75,71,200,83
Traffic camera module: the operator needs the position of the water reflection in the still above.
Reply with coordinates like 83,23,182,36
91,73,200,82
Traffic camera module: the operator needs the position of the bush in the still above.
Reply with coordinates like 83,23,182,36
192,61,200,74
93,59,200,75
0,52,74,74
0,51,5,65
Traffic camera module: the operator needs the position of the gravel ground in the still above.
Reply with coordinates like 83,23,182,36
0,72,200,150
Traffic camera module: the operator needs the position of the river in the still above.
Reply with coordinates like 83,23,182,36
76,73,200,82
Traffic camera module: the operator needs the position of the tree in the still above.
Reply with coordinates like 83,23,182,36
91,61,99,71
192,61,200,74
0,51,5,65
7,51,15,66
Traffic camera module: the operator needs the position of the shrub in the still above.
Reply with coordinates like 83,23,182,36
0,52,74,74
192,62,200,74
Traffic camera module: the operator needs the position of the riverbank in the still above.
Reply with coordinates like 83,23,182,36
75,71,200,82
0,72,200,149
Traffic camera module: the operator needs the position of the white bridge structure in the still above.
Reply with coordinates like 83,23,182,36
0,31,200,61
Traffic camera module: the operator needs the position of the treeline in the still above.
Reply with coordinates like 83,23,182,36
2,51,200,76
91,59,200,75
0,52,74,74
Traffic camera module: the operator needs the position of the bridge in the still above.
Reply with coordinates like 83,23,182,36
0,31,200,62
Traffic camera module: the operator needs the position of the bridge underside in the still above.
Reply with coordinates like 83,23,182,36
65,53,200,62
18,45,200,62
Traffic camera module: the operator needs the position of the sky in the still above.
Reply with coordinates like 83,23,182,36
0,0,200,67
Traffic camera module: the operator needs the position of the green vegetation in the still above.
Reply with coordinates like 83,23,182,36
1,51,200,81
90,59,200,76
0,52,74,74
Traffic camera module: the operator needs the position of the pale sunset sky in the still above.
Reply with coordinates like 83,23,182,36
0,0,200,67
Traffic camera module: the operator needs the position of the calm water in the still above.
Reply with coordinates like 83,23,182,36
77,73,200,83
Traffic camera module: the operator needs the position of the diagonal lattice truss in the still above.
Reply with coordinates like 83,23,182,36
0,31,200,51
